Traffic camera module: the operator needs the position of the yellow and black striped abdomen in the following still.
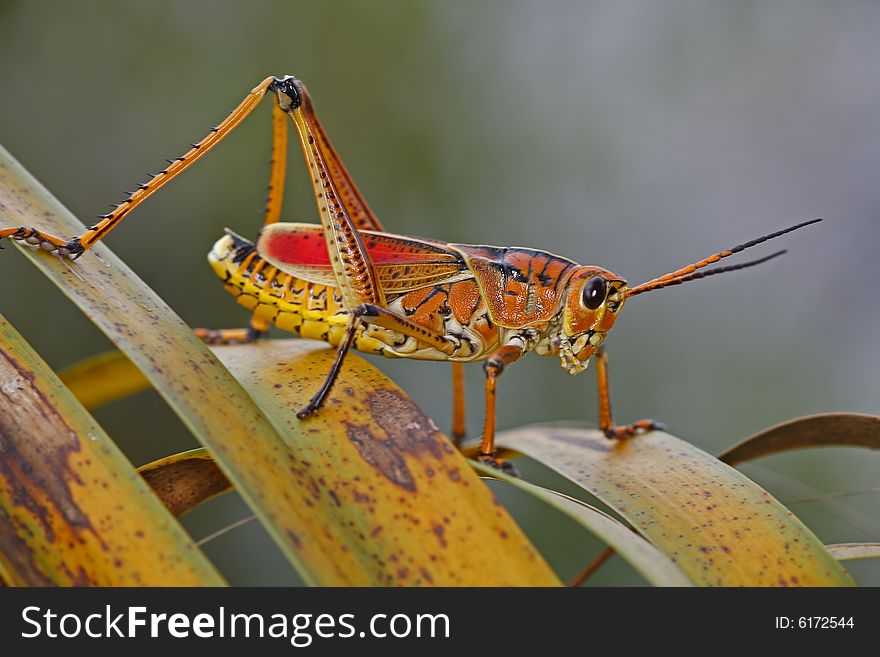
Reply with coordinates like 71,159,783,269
208,230,502,362
207,232,388,355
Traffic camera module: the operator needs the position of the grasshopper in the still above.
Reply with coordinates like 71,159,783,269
0,76,820,471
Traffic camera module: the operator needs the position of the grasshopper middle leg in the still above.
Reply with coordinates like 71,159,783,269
296,303,459,420
451,362,467,445
194,315,271,345
478,344,524,474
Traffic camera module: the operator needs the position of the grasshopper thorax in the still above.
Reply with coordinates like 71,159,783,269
556,266,627,375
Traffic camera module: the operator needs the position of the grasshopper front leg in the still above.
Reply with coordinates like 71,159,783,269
595,346,666,440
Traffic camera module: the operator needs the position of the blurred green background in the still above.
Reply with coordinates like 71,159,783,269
1,0,878,585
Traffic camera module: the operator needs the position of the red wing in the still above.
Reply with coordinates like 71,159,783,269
257,223,471,294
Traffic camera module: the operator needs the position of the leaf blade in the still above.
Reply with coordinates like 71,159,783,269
0,314,224,586
0,147,558,585
719,413,880,466
214,340,561,586
497,426,855,586
58,350,150,409
471,462,692,586
138,449,231,518
826,543,880,561
0,144,326,584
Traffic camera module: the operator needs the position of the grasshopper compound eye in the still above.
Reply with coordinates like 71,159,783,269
582,276,607,310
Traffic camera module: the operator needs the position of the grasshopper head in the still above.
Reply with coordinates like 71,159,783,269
557,266,628,374
554,219,822,375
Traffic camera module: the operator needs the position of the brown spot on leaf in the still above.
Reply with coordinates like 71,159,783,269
0,351,100,556
0,506,54,586
60,562,94,587
366,388,445,459
285,529,303,549
345,422,415,491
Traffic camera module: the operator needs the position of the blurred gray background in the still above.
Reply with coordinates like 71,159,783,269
1,0,877,585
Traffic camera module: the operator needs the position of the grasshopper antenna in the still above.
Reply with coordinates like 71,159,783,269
626,218,821,297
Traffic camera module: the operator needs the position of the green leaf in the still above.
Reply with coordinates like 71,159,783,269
497,426,855,586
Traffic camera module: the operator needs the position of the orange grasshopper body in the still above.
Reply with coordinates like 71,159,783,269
210,223,622,369
0,75,821,471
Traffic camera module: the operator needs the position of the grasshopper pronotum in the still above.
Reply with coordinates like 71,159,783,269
0,76,820,471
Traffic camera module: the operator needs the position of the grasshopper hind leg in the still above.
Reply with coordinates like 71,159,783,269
2,77,287,261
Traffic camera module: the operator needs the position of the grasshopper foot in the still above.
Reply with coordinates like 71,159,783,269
296,400,321,420
604,419,667,441
0,226,80,258
478,452,520,477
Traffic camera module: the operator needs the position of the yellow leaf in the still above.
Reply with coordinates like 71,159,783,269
497,426,855,586
0,146,559,585
472,463,692,586
66,345,562,585
0,315,224,586
0,144,322,583
212,340,560,586
59,350,150,409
